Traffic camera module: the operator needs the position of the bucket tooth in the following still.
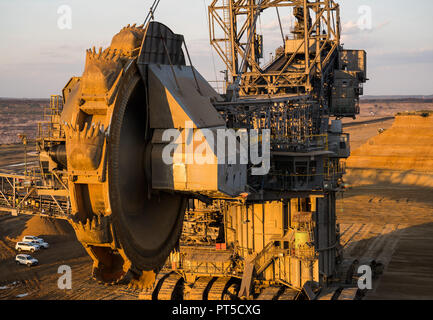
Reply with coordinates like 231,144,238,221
90,217,97,230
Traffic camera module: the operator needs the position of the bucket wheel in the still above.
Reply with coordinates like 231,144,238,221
62,23,187,286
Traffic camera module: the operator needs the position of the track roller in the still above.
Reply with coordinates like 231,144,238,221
256,286,284,300
207,277,239,300
157,273,184,300
187,277,215,300
316,287,340,300
337,287,361,300
277,287,300,300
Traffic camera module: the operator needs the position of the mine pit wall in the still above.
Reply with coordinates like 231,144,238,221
346,115,433,187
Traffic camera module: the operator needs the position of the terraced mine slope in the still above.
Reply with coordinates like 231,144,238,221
338,113,433,299
346,114,433,188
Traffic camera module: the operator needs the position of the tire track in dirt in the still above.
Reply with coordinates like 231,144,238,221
344,224,375,256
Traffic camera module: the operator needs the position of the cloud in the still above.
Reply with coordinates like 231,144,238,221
342,21,360,35
260,16,292,32
376,20,391,30
342,19,391,35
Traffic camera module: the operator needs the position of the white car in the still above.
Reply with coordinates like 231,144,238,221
22,236,44,242
15,242,40,252
22,236,49,249
24,239,49,249
15,254,38,267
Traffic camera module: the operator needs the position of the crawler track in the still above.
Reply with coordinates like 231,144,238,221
207,277,233,300
188,276,215,300
156,273,184,300
277,287,300,300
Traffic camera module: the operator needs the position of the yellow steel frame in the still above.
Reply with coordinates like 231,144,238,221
209,0,341,95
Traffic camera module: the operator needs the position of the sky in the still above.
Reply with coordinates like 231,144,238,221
0,0,432,98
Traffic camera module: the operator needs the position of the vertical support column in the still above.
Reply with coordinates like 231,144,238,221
326,0,331,38
246,0,257,74
303,0,310,90
317,196,324,276
316,193,337,284
13,178,16,209
283,200,289,234
336,3,341,42
315,0,322,77
328,192,336,275
228,0,238,81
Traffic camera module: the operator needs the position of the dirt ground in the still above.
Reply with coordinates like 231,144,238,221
1,102,433,300
0,143,37,175
336,109,433,300
0,214,142,300
0,98,45,145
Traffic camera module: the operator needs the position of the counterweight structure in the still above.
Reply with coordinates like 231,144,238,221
0,0,368,300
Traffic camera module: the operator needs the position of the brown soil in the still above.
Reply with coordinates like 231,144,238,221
0,143,38,175
9,216,75,241
0,98,46,145
346,115,433,188
337,110,433,300
359,100,433,117
0,212,146,300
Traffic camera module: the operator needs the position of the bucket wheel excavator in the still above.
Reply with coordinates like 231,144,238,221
30,0,370,299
